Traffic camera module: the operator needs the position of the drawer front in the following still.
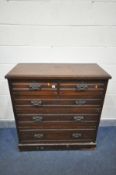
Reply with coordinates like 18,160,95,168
17,114,99,122
12,81,58,95
60,81,105,89
59,81,105,95
19,129,96,142
14,98,102,107
17,114,99,129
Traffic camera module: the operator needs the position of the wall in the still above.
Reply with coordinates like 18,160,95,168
0,0,116,120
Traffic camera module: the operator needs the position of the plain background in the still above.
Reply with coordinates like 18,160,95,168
0,0,116,121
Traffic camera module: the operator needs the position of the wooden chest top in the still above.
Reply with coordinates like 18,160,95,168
5,63,111,79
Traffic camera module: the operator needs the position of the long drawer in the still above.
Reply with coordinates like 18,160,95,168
14,98,102,107
17,114,99,122
19,129,96,143
17,113,99,129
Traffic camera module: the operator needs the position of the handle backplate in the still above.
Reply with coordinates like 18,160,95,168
75,99,86,105
29,83,41,90
76,84,88,91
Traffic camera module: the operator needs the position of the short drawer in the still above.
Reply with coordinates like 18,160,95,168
11,80,58,95
19,129,96,142
60,81,105,91
59,81,105,95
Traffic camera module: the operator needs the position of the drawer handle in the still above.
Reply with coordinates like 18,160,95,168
75,100,86,105
31,100,42,106
34,133,44,139
29,83,41,90
72,133,82,139
73,115,84,121
76,84,88,91
32,115,43,122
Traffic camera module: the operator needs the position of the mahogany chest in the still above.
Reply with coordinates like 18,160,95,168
5,63,111,151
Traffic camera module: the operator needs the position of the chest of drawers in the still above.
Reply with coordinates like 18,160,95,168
5,63,111,151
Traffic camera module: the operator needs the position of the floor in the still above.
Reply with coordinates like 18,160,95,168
0,127,116,175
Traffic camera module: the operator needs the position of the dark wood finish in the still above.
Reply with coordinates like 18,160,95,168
5,63,111,151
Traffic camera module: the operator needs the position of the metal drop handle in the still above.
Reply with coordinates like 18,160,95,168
76,84,88,91
72,133,82,139
34,133,44,139
32,115,43,122
73,115,84,121
75,99,86,105
31,100,42,106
